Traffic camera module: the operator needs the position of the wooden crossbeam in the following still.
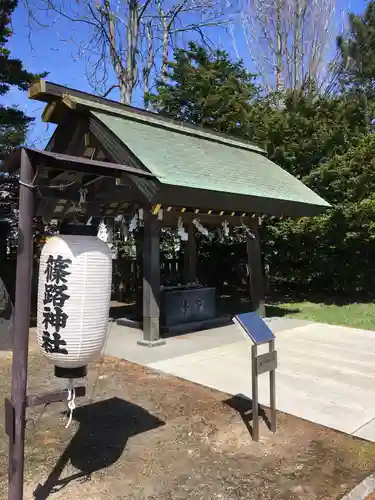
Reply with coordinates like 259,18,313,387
151,204,256,225
160,211,250,227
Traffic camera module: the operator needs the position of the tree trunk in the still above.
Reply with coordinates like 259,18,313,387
143,21,154,109
161,18,169,83
124,0,140,105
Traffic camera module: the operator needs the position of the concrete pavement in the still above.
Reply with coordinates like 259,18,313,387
104,318,375,441
340,474,375,500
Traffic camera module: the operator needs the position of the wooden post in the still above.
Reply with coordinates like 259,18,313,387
135,227,143,321
246,217,266,317
269,339,277,433
8,149,35,500
138,208,165,347
184,220,197,284
251,344,260,442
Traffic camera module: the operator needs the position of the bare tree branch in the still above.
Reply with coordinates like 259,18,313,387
103,83,121,96
142,20,154,107
237,0,337,94
24,0,230,104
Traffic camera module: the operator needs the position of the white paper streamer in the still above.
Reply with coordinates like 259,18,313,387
65,380,76,429
177,217,188,241
97,221,109,242
128,213,138,233
192,218,209,237
222,220,230,237
97,221,117,258
241,220,255,239
77,188,88,211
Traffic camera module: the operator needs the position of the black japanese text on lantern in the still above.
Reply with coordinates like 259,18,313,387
41,255,71,354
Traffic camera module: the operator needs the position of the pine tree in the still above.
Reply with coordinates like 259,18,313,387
0,0,44,160
0,1,45,255
149,42,258,138
337,1,375,94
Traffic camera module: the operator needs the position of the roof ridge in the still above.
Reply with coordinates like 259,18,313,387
62,93,266,154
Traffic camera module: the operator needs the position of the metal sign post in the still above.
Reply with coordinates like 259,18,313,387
234,312,277,442
269,339,277,434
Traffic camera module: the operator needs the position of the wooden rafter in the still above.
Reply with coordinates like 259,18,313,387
4,147,157,220
153,205,255,226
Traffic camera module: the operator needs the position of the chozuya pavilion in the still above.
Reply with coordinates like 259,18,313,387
6,80,330,347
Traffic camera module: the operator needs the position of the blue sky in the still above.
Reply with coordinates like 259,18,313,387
3,0,368,148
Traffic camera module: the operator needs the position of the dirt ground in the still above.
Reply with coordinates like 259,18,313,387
1,332,375,500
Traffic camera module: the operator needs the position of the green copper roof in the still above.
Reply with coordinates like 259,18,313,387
62,94,330,213
65,94,265,154
89,110,329,210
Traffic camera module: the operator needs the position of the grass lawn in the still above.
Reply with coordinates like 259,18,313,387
269,301,375,330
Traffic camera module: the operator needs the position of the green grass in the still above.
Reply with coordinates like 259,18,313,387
267,301,375,331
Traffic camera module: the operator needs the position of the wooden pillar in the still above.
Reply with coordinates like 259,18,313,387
138,208,165,347
246,216,266,317
135,227,143,321
8,149,35,500
184,220,197,283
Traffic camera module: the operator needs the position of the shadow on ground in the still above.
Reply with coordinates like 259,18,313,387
224,394,272,439
33,397,164,500
269,287,375,306
109,302,137,320
220,283,375,309
265,305,300,317
219,292,301,318
0,326,12,350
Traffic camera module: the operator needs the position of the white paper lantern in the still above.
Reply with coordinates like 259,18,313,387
37,230,112,377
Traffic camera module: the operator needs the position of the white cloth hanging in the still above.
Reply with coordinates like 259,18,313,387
177,217,188,241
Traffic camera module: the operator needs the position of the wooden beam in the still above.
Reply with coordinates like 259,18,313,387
8,149,35,499
138,208,165,347
36,188,136,205
161,210,246,226
41,101,69,124
135,227,144,321
40,203,131,219
28,79,47,99
246,216,266,317
28,150,156,180
28,80,265,155
45,116,88,154
156,184,327,218
40,118,89,222
41,102,57,123
89,115,160,203
26,386,86,407
84,132,94,148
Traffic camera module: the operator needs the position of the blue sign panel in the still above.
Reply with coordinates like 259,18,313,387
234,312,275,344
